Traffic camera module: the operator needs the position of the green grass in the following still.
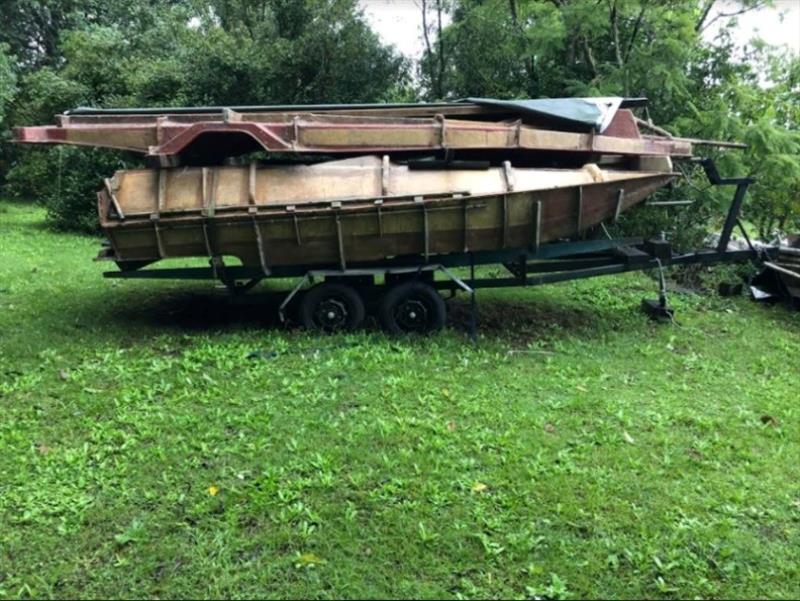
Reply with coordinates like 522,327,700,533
1,201,798,599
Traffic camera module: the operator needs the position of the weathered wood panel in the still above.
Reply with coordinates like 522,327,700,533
98,159,674,269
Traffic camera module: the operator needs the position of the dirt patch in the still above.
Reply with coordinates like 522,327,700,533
446,296,613,343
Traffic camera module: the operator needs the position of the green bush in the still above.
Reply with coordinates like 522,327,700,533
0,43,16,126
5,146,136,232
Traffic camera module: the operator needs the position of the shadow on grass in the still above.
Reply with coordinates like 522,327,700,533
107,289,285,332
86,282,637,345
747,296,800,332
17,273,799,358
447,295,625,341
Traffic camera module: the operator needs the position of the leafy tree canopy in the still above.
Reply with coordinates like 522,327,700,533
418,0,799,240
0,0,796,238
0,44,17,127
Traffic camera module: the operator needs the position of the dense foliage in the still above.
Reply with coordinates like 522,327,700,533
0,44,16,127
418,0,799,245
0,0,411,230
0,0,797,239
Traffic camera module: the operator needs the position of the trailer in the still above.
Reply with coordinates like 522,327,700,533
102,158,778,334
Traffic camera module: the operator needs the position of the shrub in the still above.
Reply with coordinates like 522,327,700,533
5,146,136,232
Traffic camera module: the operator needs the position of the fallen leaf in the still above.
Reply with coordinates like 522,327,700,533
208,485,220,496
622,431,635,444
447,421,457,432
58,369,69,381
295,552,325,568
471,482,488,493
544,423,556,434
36,443,51,455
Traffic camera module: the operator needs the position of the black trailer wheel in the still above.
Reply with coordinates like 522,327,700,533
379,281,446,334
299,282,366,332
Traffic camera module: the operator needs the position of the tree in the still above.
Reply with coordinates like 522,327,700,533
0,0,191,68
0,44,17,127
178,0,409,105
1,0,410,230
419,0,799,243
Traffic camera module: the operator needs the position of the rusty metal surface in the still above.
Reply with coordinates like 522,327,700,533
15,108,692,164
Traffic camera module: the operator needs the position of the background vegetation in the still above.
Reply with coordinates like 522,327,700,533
0,0,797,240
416,0,800,245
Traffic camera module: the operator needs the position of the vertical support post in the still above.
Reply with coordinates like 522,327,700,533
292,116,300,148
155,116,166,146
152,170,166,259
151,214,166,258
202,220,214,258
469,253,477,345
287,206,302,246
335,212,346,271
201,218,226,282
576,186,583,237
613,188,625,224
502,194,509,248
157,169,166,213
202,167,216,217
436,114,446,149
462,196,470,252
502,161,515,192
105,178,125,220
533,199,542,253
717,183,749,253
248,161,257,205
416,196,430,261
374,199,384,237
201,167,209,214
381,155,390,196
250,208,270,275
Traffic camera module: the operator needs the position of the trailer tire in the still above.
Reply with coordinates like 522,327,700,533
299,282,365,332
379,281,446,334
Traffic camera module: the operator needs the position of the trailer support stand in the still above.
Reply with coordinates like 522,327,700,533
469,254,477,344
641,259,674,321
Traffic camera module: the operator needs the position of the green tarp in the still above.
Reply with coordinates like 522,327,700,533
464,97,636,133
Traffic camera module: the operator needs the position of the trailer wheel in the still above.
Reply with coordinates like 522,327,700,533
299,282,365,332
379,281,446,334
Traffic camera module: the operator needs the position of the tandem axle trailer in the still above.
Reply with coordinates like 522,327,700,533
103,159,779,334
105,235,769,333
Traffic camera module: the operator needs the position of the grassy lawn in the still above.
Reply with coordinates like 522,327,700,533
1,201,798,599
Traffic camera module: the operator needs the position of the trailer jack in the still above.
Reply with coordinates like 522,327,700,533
640,259,674,321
